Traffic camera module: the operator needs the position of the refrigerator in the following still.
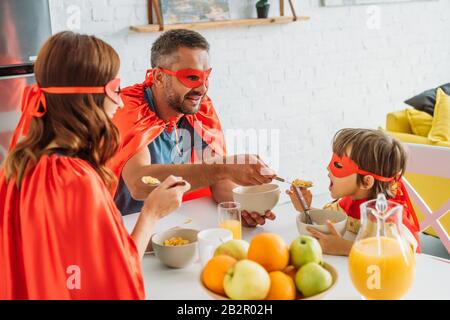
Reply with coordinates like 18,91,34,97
0,0,52,163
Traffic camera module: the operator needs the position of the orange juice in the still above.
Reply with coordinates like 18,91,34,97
219,220,242,240
348,236,415,300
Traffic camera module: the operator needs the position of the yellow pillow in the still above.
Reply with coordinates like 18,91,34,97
406,109,433,137
428,88,450,142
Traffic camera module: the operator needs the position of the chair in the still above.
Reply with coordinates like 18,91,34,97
402,143,450,254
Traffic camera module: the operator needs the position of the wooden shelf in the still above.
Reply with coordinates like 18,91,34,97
130,16,310,33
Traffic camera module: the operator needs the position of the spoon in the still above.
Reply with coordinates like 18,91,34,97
141,176,187,188
292,186,315,225
274,176,315,225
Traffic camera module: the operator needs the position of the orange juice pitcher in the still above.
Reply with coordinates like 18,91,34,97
348,194,416,300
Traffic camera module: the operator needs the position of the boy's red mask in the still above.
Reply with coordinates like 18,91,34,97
159,68,212,88
327,153,397,182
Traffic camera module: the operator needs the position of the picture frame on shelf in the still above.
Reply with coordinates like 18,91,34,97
159,0,230,24
322,0,436,6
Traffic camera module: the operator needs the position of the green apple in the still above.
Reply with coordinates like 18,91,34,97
289,235,323,268
295,262,332,297
223,259,270,300
214,240,249,260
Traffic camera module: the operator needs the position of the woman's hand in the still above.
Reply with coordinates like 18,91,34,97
241,210,276,227
306,221,353,256
286,186,312,212
141,175,191,220
133,176,191,258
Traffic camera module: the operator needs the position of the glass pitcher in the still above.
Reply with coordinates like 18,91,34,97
348,194,416,300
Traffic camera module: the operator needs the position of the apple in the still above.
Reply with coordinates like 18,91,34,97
289,235,323,268
295,262,332,297
214,240,249,260
223,259,270,300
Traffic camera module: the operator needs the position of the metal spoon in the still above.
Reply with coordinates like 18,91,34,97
274,176,315,225
292,186,315,225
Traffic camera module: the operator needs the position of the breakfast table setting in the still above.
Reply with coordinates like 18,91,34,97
123,182,450,300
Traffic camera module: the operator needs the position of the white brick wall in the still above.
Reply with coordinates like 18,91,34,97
49,0,450,196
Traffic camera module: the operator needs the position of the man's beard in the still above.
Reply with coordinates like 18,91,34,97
167,90,203,115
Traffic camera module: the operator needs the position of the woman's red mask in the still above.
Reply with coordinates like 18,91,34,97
159,68,212,88
327,153,396,182
104,78,122,105
38,78,121,104
9,78,121,150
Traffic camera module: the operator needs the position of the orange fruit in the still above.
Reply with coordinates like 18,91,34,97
202,255,237,296
265,271,297,300
248,233,289,272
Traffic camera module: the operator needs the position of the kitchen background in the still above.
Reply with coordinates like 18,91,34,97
2,0,449,196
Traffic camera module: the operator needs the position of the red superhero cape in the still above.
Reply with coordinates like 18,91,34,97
0,155,145,299
109,70,226,200
338,179,421,252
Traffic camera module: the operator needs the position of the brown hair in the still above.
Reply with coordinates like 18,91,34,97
332,128,407,199
151,29,210,68
3,31,120,188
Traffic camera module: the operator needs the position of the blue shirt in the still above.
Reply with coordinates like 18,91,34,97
114,87,208,215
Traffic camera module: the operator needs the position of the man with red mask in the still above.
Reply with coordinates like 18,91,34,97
110,29,276,227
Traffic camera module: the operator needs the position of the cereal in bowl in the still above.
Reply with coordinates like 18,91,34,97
164,237,190,246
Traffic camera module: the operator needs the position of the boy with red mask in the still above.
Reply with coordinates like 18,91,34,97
287,128,420,256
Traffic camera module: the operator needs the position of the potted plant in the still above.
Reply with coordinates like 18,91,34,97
256,0,270,19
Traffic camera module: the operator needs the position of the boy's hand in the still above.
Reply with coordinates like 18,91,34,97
286,187,312,212
307,221,353,256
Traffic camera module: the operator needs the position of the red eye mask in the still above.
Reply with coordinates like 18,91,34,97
39,78,122,104
327,153,396,182
9,78,122,151
104,78,122,105
159,68,212,88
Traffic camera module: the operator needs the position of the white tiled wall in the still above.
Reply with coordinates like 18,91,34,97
48,0,450,196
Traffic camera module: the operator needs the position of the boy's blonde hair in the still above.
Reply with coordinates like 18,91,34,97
332,128,407,199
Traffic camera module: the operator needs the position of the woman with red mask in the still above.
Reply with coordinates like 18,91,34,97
0,31,191,299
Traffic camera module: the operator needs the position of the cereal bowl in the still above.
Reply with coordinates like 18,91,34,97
296,209,347,237
232,184,280,215
151,228,199,268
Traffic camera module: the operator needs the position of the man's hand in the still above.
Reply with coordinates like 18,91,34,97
306,221,353,256
222,154,276,186
241,210,276,228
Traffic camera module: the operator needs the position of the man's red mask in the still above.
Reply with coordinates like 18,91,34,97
327,153,397,182
159,68,212,88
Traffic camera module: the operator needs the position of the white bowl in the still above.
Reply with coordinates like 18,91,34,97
232,184,281,215
151,228,199,268
200,262,338,300
296,209,347,237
